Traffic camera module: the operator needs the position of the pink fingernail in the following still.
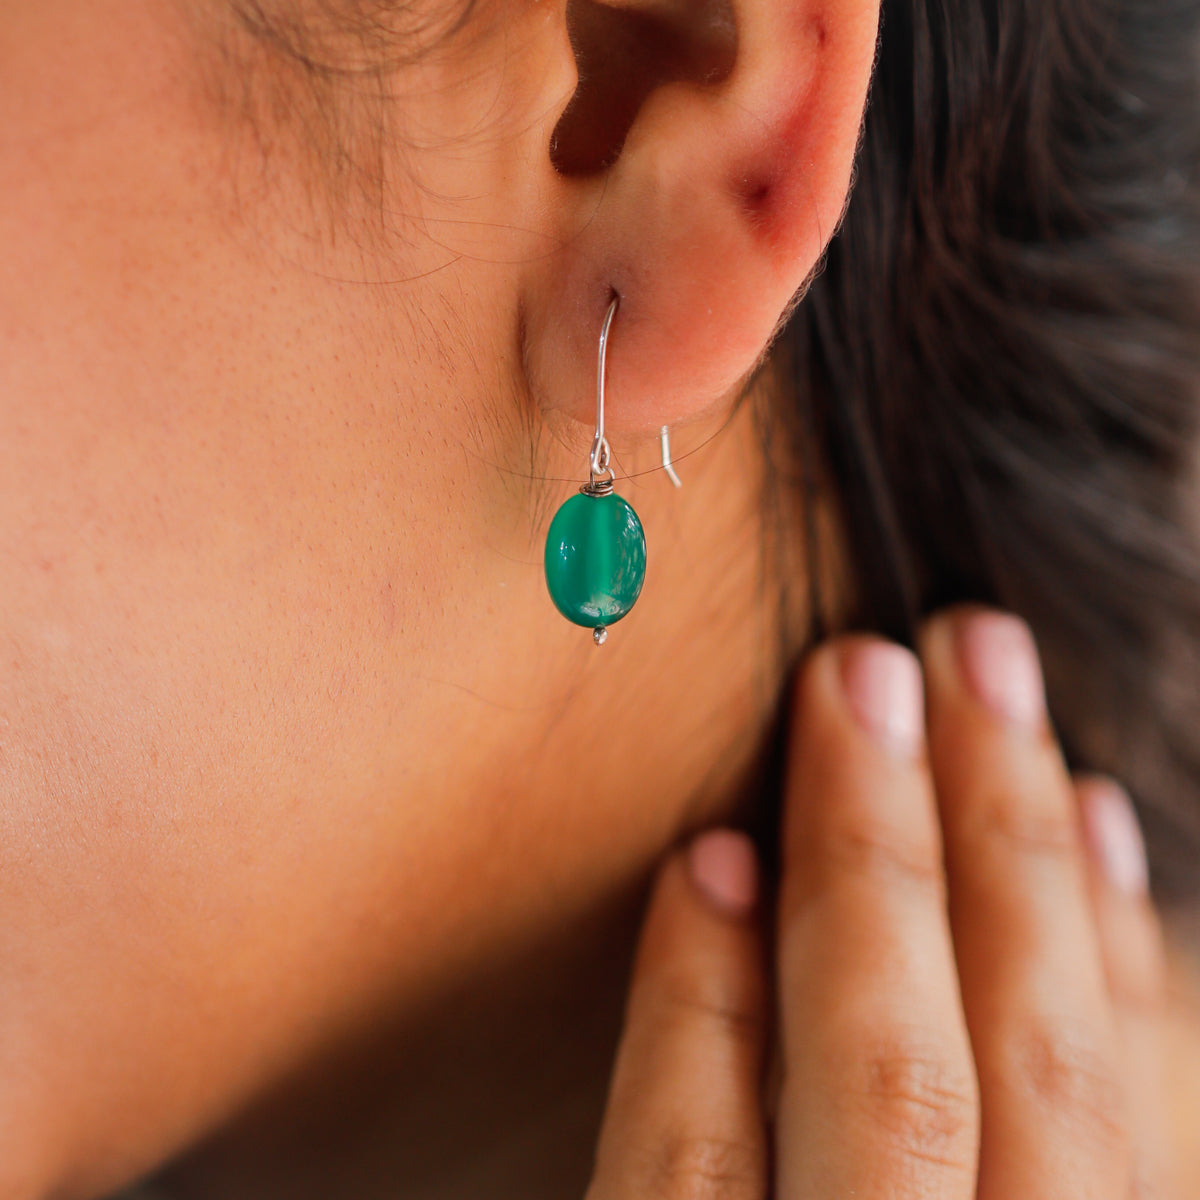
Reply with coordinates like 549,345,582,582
1079,778,1149,896
687,829,759,916
839,640,925,759
957,612,1046,728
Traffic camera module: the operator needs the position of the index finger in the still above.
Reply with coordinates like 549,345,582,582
587,831,770,1200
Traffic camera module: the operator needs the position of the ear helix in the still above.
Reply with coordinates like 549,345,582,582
543,296,648,646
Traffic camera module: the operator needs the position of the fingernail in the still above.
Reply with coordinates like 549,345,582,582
687,829,759,916
956,611,1046,728
839,640,924,759
1079,778,1150,896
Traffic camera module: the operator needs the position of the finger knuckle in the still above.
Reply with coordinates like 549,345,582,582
841,1034,979,1172
633,1132,764,1200
649,966,763,1050
824,817,946,895
1005,1016,1127,1145
971,786,1083,866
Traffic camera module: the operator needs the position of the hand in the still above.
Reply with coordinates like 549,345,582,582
584,608,1175,1199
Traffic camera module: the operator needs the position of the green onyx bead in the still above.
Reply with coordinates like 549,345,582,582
544,491,646,629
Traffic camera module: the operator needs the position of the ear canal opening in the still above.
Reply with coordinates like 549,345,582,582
550,0,738,177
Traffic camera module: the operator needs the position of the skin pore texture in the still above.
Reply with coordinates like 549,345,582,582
0,0,834,1194
2,2,1200,1199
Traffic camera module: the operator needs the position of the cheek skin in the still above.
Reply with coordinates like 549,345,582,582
0,2,813,1193
0,28,792,1200
0,19,532,1187
0,345,783,1198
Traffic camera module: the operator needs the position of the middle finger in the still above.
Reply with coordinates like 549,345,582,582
920,608,1130,1200
776,637,979,1199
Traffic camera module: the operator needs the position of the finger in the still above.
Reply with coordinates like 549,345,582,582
920,609,1130,1200
1077,775,1175,1199
586,828,769,1200
776,637,979,1200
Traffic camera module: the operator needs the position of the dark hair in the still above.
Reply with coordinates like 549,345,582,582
781,0,1200,904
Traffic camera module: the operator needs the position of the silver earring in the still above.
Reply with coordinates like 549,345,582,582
543,296,647,646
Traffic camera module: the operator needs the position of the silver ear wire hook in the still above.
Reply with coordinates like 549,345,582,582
585,296,620,495
660,426,683,488
544,292,646,645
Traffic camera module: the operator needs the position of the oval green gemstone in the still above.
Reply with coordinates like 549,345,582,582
544,492,646,629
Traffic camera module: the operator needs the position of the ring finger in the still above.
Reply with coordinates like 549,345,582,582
1076,775,1175,1198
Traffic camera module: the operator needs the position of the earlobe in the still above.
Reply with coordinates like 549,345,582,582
522,0,881,439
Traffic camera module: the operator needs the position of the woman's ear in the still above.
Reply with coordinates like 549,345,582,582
522,0,881,434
